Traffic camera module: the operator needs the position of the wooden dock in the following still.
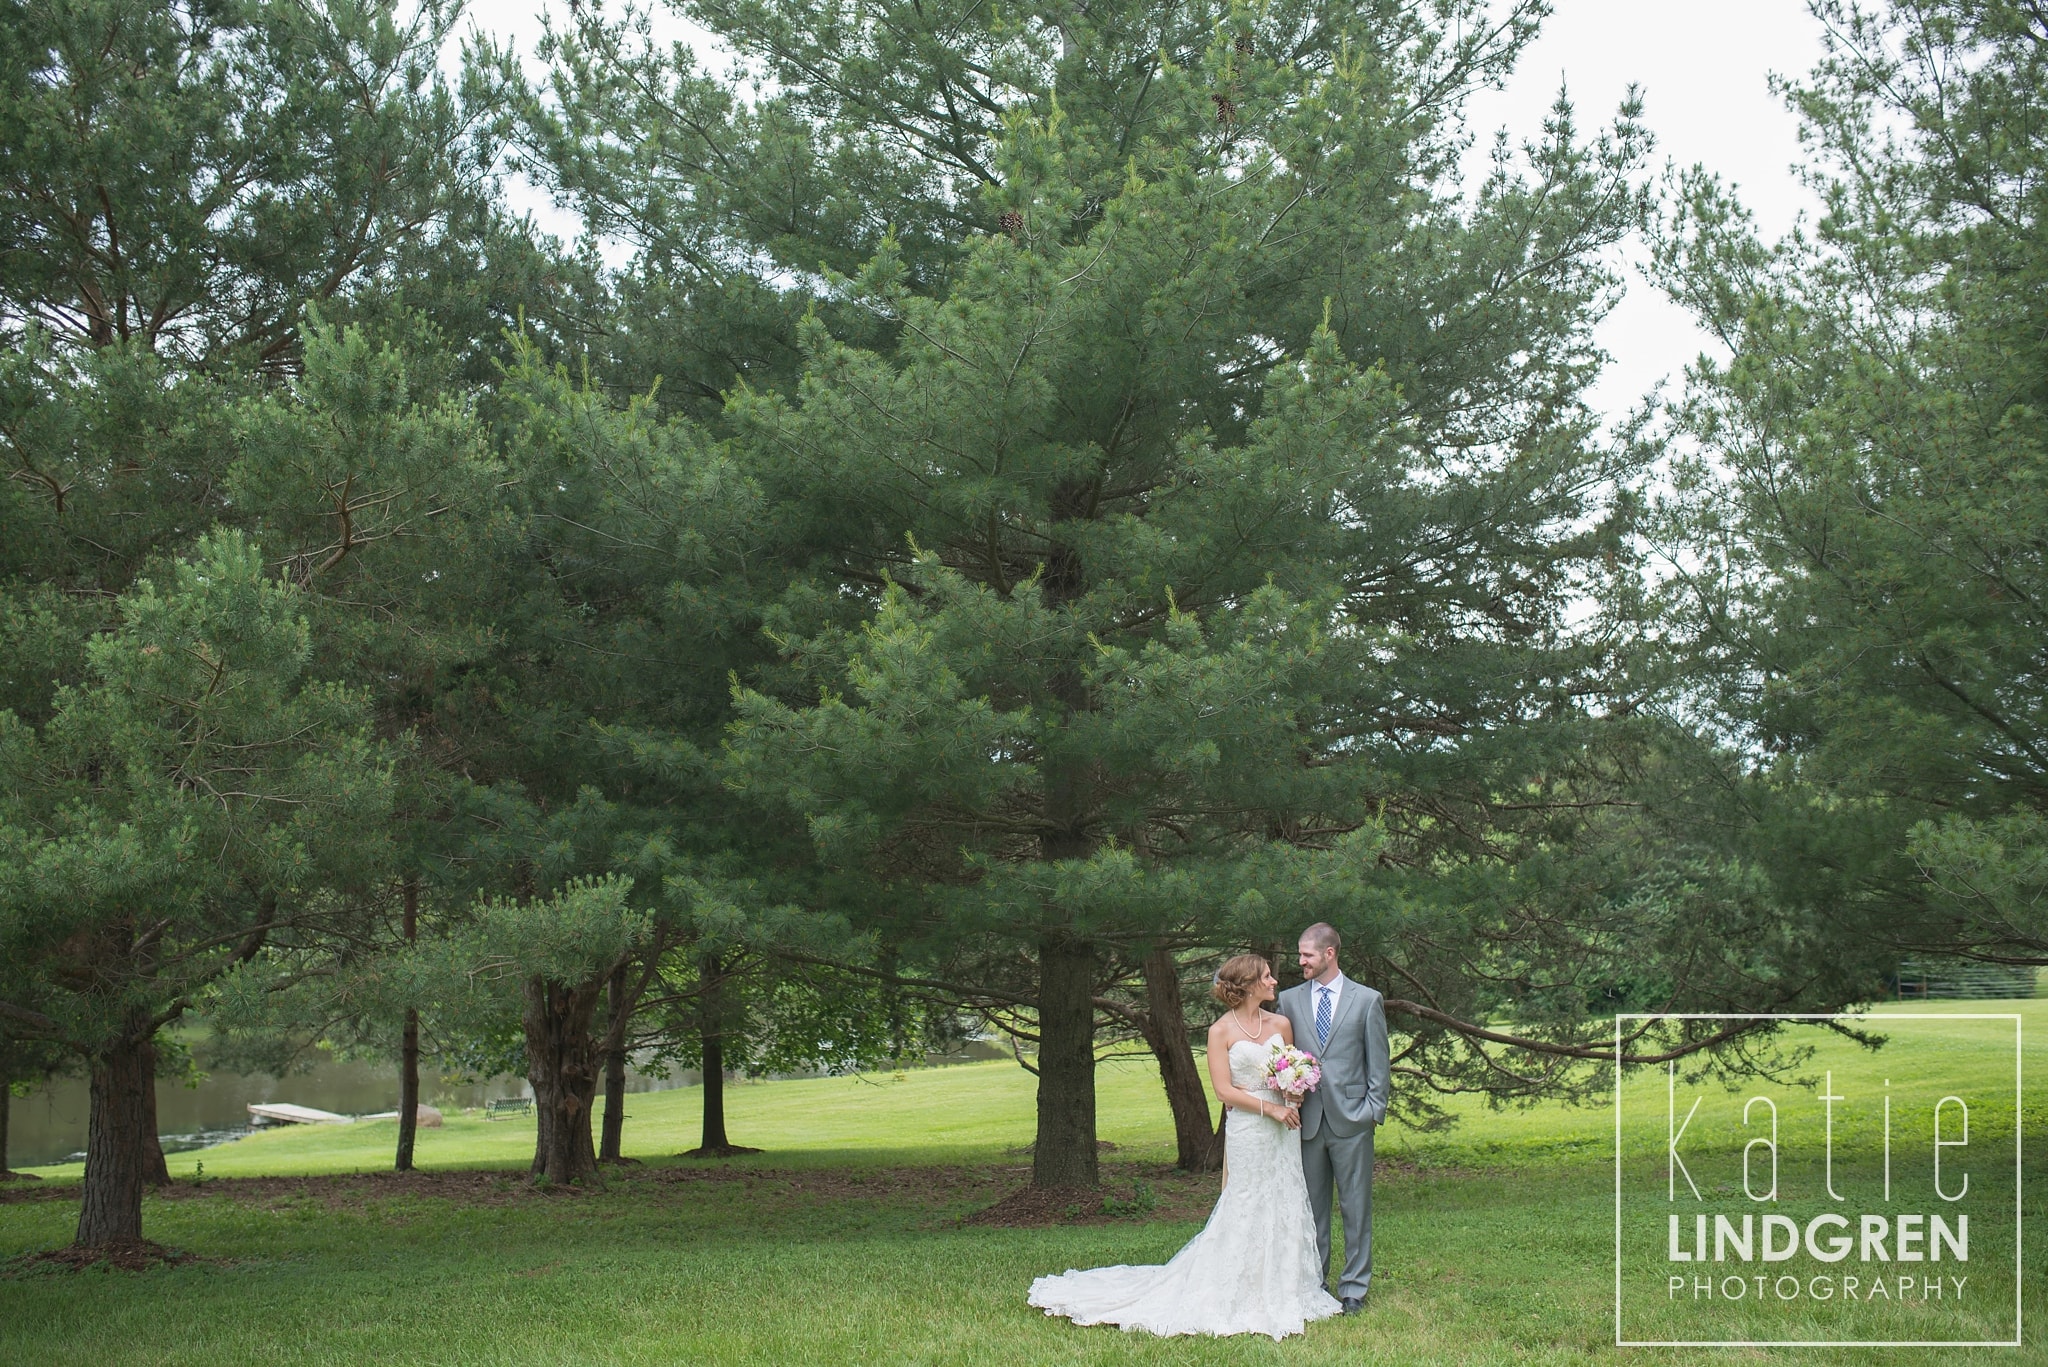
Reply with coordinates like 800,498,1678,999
247,1103,353,1125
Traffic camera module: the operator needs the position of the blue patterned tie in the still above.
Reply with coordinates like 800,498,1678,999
1315,984,1332,1049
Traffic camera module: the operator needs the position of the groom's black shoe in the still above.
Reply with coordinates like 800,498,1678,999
1341,1294,1367,1316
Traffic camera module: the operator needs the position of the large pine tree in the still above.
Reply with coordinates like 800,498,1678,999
532,0,1661,1189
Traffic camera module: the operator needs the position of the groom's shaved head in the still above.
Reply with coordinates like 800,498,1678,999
1301,923,1341,952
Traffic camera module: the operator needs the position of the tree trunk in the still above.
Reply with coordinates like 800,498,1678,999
700,1009,729,1151
599,962,628,1163
1033,502,1100,1191
1138,943,1222,1172
686,952,758,1156
522,975,602,1185
1262,939,1295,994
0,1084,10,1176
76,1019,152,1246
1033,936,1100,1189
139,1037,169,1187
396,879,420,1172
395,1008,420,1171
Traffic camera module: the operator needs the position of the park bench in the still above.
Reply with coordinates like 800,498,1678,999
484,1097,534,1121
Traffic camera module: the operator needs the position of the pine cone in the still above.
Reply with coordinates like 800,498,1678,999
1234,34,1254,55
998,210,1025,236
1213,94,1236,124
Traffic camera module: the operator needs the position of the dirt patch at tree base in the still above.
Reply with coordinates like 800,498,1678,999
965,1184,1105,1227
0,1160,1233,1226
6,1238,198,1274
0,1168,606,1212
0,1155,1305,1235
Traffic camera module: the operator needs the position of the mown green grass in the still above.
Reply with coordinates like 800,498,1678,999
2,1000,2042,1365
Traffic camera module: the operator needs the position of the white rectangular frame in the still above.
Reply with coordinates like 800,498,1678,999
1611,1011,2023,1349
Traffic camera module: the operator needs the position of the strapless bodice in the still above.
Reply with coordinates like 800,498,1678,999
1227,1036,1278,1094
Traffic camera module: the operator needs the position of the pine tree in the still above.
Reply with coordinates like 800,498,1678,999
539,0,1660,1188
0,0,512,367
1655,0,2048,968
0,533,394,1246
0,0,536,1236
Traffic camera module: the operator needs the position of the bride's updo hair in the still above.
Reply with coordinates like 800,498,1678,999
1210,953,1270,1008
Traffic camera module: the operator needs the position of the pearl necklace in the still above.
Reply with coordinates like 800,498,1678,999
1233,1009,1274,1119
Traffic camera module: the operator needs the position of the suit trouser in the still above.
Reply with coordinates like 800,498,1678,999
1300,1121,1374,1298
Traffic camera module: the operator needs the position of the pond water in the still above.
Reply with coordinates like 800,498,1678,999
6,1055,686,1170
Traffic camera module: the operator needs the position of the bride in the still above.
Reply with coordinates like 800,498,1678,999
1027,954,1343,1339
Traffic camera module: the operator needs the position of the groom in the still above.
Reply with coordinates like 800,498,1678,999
1277,923,1390,1314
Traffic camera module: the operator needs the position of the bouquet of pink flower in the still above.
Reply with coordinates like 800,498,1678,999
1263,1042,1321,1100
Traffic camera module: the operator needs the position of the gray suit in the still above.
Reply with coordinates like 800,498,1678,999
1277,972,1391,1299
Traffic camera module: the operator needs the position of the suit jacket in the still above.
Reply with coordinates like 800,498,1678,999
1278,973,1391,1139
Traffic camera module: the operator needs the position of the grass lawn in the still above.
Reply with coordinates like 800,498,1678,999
3,1000,2044,1365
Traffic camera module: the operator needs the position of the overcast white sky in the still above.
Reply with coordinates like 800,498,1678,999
465,0,1834,429
1460,1,1832,421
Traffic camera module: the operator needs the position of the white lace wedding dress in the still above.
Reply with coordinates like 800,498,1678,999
1027,1038,1342,1340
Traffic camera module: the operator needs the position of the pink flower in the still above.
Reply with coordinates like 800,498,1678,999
1263,1044,1321,1094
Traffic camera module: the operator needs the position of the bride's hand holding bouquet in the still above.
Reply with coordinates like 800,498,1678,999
1263,1042,1321,1109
